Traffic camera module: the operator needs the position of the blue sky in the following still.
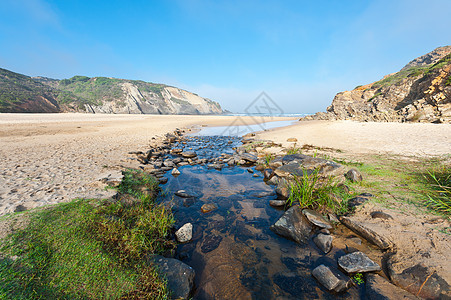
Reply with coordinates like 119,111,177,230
0,0,450,113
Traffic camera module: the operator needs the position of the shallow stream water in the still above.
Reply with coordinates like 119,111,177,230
157,126,380,299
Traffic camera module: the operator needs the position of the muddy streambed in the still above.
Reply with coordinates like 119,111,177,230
156,135,384,299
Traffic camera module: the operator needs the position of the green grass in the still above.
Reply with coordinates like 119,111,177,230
287,169,352,214
286,147,302,155
422,165,451,215
0,169,174,299
264,153,274,166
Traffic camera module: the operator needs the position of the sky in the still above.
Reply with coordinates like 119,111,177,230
0,0,450,113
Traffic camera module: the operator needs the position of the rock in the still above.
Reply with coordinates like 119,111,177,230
201,233,222,253
175,190,194,198
328,213,340,223
340,216,392,250
269,200,286,207
274,156,343,179
251,191,275,198
370,211,393,220
269,157,283,169
275,178,290,199
338,251,381,273
345,168,363,182
360,192,374,197
247,168,254,173
281,154,310,165
176,223,193,243
312,264,350,292
171,148,183,154
201,203,218,213
302,209,333,229
387,259,451,299
348,196,369,209
263,168,273,179
266,175,280,185
287,138,298,142
171,168,181,176
252,173,259,177
365,273,421,300
164,159,175,168
150,256,195,300
14,205,27,212
181,151,197,158
255,164,265,171
239,153,258,163
270,205,313,244
314,233,333,254
158,177,168,184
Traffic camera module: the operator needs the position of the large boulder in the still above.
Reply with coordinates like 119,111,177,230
274,155,344,179
270,205,313,244
150,256,195,300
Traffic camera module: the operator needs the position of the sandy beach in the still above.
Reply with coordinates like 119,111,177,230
1,114,450,216
256,120,451,157
0,113,292,216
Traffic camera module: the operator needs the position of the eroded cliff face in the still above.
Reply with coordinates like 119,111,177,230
306,46,451,123
85,83,222,115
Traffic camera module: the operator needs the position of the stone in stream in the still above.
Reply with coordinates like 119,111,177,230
247,168,254,173
338,251,381,273
181,151,197,158
200,233,222,253
312,264,350,293
239,153,258,163
345,168,363,182
255,164,265,171
269,200,286,207
175,190,194,198
201,203,218,213
263,168,273,179
365,273,421,300
171,168,181,176
270,205,313,244
252,173,259,177
269,157,283,169
302,209,333,229
158,177,168,184
175,223,193,243
266,175,280,185
313,233,333,254
164,159,175,168
275,178,290,199
150,256,195,300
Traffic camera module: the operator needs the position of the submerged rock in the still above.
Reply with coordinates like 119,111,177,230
269,200,286,207
150,256,195,300
338,251,381,273
201,203,218,213
270,205,313,244
181,151,197,158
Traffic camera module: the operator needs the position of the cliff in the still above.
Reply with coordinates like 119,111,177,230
306,46,451,123
0,68,224,114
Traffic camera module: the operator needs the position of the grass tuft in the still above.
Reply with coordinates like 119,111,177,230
422,165,451,215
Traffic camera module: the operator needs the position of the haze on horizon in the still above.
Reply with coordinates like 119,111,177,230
0,0,450,114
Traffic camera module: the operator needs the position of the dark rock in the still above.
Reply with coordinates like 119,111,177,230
251,191,275,198
255,164,265,171
302,209,333,229
275,156,343,178
150,256,195,300
266,175,279,185
201,233,222,253
181,151,197,158
263,168,273,179
360,192,374,197
338,251,381,273
270,205,313,244
268,157,283,169
275,178,290,199
269,200,286,207
239,153,258,163
365,273,420,300
158,177,168,184
14,205,27,212
281,153,310,165
387,260,451,299
247,168,254,173
201,203,218,213
312,264,350,292
345,168,363,182
340,216,392,250
370,211,393,220
348,196,369,209
273,272,319,297
314,233,333,254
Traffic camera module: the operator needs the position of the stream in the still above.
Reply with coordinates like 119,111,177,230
155,122,379,299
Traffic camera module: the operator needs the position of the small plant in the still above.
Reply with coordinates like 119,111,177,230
286,147,302,155
264,153,275,166
423,165,451,215
352,273,364,285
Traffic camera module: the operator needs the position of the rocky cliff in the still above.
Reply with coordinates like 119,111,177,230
0,68,224,114
306,46,451,123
